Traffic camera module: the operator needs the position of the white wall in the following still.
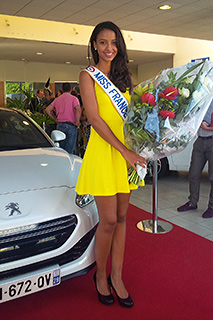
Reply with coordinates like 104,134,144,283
174,37,213,67
0,60,85,83
0,60,140,85
137,58,173,84
136,36,213,85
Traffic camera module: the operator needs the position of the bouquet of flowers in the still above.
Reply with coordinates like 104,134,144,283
124,61,213,185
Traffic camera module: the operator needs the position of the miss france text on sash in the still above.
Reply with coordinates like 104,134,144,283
85,66,128,120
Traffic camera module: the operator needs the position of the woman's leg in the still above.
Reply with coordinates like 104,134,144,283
110,192,131,299
94,195,117,295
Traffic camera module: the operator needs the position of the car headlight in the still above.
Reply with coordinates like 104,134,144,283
75,194,94,208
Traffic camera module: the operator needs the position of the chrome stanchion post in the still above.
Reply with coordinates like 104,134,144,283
152,160,158,233
137,160,173,234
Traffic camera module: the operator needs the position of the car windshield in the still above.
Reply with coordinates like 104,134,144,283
0,109,52,151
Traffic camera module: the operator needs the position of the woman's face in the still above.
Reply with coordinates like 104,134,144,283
94,29,118,63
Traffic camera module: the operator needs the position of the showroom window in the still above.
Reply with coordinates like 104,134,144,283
6,82,45,101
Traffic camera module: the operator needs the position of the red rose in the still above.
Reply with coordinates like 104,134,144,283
159,87,179,100
140,92,156,106
159,110,175,119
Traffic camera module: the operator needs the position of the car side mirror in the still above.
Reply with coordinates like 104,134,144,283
51,130,66,147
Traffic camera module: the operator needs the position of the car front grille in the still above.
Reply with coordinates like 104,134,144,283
0,225,97,281
0,215,77,264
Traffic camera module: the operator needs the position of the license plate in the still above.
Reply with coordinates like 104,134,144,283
0,265,60,303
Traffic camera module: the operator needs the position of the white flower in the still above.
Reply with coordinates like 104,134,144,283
179,87,190,98
184,76,194,84
192,90,203,101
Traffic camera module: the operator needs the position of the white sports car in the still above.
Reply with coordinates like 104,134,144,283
0,107,98,303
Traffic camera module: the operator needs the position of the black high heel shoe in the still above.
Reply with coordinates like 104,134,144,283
107,274,134,308
93,272,114,306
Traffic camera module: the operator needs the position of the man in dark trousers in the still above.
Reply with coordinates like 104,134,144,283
45,83,81,154
177,99,213,218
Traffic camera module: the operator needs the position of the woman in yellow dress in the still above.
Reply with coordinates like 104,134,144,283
75,21,146,308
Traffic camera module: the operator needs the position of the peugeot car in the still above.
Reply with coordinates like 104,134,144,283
0,107,98,303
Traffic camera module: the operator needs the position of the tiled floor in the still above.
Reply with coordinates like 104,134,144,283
130,171,213,242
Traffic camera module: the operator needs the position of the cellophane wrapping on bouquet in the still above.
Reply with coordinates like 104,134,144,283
124,61,213,185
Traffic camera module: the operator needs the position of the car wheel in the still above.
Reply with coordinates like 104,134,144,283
146,157,169,179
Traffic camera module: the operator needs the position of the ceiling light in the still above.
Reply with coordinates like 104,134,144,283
36,52,43,55
129,59,134,63
158,4,172,10
65,61,71,64
40,163,48,167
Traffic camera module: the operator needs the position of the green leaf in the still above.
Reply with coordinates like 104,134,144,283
176,61,204,83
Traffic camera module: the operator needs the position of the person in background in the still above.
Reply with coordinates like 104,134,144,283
45,82,81,154
80,105,91,157
177,99,213,218
35,89,43,103
71,85,86,156
42,88,56,136
71,89,78,97
56,89,63,97
42,88,54,107
26,89,43,112
72,85,83,107
75,21,146,308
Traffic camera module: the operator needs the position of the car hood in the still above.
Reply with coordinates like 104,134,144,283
0,147,82,194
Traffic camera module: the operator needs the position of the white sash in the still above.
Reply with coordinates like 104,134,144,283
85,66,128,120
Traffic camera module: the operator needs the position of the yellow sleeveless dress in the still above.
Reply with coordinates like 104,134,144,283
75,82,144,196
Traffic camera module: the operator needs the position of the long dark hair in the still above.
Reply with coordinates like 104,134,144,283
89,21,132,93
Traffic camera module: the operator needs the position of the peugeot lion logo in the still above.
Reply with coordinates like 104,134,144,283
5,202,22,216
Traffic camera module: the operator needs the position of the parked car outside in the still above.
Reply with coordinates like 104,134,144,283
0,107,98,303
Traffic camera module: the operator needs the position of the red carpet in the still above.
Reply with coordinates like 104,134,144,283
1,204,213,320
